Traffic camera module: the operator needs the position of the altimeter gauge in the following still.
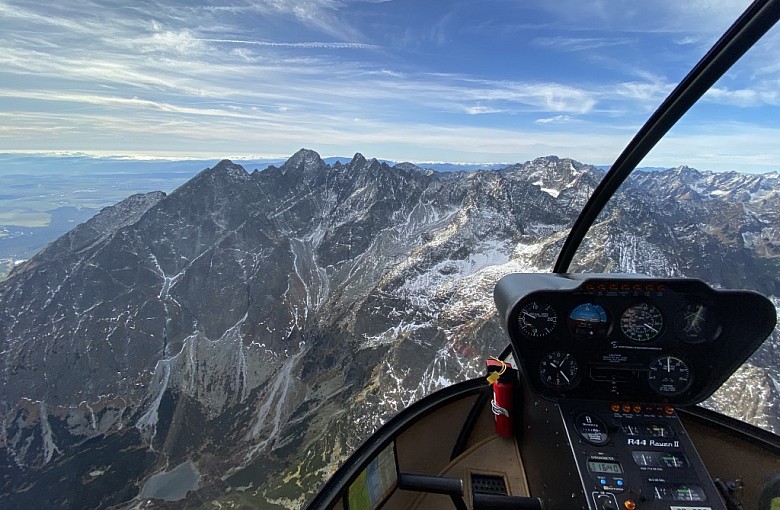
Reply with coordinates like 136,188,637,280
517,300,558,338
539,351,580,391
648,355,692,396
620,302,663,342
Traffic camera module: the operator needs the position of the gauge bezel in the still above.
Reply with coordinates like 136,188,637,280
567,301,611,340
675,300,721,344
620,302,664,343
516,299,559,339
538,350,581,392
647,355,693,396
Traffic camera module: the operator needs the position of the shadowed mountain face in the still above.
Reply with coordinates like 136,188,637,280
1,150,778,508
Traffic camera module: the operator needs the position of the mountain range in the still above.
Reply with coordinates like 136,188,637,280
1,150,778,509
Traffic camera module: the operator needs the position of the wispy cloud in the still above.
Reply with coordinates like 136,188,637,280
704,85,780,107
138,22,205,55
533,36,635,52
463,105,504,115
200,38,379,49
535,115,573,124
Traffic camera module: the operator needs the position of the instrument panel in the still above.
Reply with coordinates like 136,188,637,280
494,273,776,405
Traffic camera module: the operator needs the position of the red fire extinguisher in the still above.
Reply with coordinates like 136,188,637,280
486,357,513,438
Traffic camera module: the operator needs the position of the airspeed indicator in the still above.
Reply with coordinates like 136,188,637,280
621,303,663,342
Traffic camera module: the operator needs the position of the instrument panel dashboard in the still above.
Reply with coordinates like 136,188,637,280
494,273,776,405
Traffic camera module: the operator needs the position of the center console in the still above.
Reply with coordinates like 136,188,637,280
559,400,723,510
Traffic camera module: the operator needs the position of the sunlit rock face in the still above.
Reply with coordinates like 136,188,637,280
0,151,777,508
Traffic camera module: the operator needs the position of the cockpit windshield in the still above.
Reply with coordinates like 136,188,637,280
0,1,777,509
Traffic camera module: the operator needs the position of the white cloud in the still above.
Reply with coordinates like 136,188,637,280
463,105,504,115
200,38,378,49
535,115,573,124
533,36,635,51
645,122,780,171
438,79,598,115
704,86,780,107
614,80,674,104
674,35,700,46
139,22,205,55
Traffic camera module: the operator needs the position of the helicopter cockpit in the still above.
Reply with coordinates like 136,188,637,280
493,273,776,510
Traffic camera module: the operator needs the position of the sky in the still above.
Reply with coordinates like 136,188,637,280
1,0,780,172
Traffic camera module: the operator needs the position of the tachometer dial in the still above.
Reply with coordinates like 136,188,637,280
517,301,558,338
568,303,609,339
648,356,692,396
539,351,580,391
620,303,663,342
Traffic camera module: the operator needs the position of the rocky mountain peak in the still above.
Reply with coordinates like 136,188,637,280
178,160,253,197
515,155,591,199
281,148,325,175
8,190,167,277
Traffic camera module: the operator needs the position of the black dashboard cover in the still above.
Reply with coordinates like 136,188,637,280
494,273,777,406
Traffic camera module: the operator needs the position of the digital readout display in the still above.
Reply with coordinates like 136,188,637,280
588,461,623,474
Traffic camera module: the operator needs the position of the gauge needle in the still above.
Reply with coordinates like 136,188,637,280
645,323,659,333
667,358,671,372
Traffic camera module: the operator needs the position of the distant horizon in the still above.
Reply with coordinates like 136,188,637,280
0,149,777,175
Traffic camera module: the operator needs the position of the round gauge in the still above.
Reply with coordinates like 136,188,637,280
539,351,580,391
568,303,609,339
676,302,719,344
517,301,558,338
647,356,692,396
620,303,663,342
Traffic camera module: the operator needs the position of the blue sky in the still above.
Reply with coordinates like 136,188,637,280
1,0,779,171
